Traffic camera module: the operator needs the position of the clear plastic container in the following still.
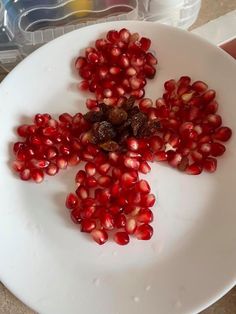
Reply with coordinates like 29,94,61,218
0,0,201,71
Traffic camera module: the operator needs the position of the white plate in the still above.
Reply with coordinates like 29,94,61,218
0,21,236,314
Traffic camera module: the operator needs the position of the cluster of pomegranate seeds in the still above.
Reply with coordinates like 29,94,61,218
75,28,157,107
138,76,232,174
12,28,233,245
66,152,155,245
12,112,91,182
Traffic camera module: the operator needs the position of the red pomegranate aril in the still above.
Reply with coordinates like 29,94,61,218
139,98,153,112
185,163,202,175
139,160,151,173
91,229,108,245
81,219,96,233
126,67,137,76
124,157,140,170
31,169,44,183
30,159,49,169
75,170,86,185
139,37,151,51
17,125,28,137
126,138,139,151
155,151,168,161
100,212,115,230
13,142,26,153
103,97,118,106
203,157,217,173
135,180,151,194
46,163,59,176
127,191,141,206
66,193,78,209
85,162,96,176
97,163,111,175
81,206,96,219
34,114,46,126
76,185,89,199
78,80,89,91
75,56,86,70
59,113,73,124
56,156,68,169
198,135,212,144
87,52,99,64
191,150,203,162
107,30,119,43
205,100,218,114
210,142,226,157
114,232,129,245
119,28,131,42
121,172,137,188
214,127,232,142
16,149,26,161
192,80,208,93
68,154,80,166
199,143,212,155
103,88,113,98
97,188,111,203
146,52,157,65
115,213,126,228
97,175,112,188
125,218,137,235
110,66,121,75
135,224,153,240
141,194,155,207
143,64,156,79
86,99,98,110
202,89,216,104
164,79,176,92
167,151,182,168
12,160,24,172
19,168,31,181
207,114,222,129
42,127,57,137
70,208,82,224
110,181,120,196
119,54,130,68
85,176,97,188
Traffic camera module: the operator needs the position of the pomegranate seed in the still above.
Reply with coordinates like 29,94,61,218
110,66,121,75
131,89,145,99
19,168,31,181
76,185,89,199
205,100,218,114
139,161,151,173
143,64,156,79
75,56,86,70
121,172,136,188
81,219,96,233
139,37,151,51
17,125,28,137
34,114,46,126
31,169,44,183
202,89,216,104
127,191,141,205
135,224,153,240
56,157,68,169
86,99,98,110
207,114,222,129
141,194,155,207
167,151,183,167
110,181,120,196
100,212,115,230
137,208,153,223
192,81,208,93
126,67,137,76
85,162,96,176
149,136,163,152
210,142,226,157
66,193,78,209
107,30,119,43
87,52,99,64
109,152,120,165
97,163,111,175
135,180,151,194
124,157,140,170
119,54,130,68
199,143,212,155
59,113,73,124
185,163,202,175
119,28,131,42
114,213,126,228
75,170,86,185
126,138,139,151
114,232,129,245
164,79,176,92
30,159,49,169
155,151,168,161
203,157,217,173
85,176,97,188
191,150,203,162
97,188,111,203
70,208,82,224
125,218,137,235
91,229,108,245
81,206,96,219
68,154,80,166
78,80,89,91
214,127,232,142
46,163,59,176
139,98,153,112
146,52,157,65
97,175,112,188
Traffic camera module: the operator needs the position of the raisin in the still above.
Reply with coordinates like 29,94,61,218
100,141,119,151
95,121,116,142
108,108,128,125
84,111,104,123
131,112,147,136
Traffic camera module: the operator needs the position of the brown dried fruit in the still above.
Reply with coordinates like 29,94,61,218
95,121,116,142
108,108,128,125
84,111,104,123
100,141,119,151
131,112,147,136
122,96,135,111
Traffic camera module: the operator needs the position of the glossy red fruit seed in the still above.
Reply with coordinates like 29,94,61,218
141,194,156,207
115,213,126,228
125,218,137,235
114,232,130,245
155,151,168,161
137,208,153,223
19,168,31,181
185,163,202,175
214,127,232,142
46,163,59,176
139,161,151,174
85,162,96,176
81,219,96,233
192,81,208,93
121,172,136,188
203,157,217,173
66,193,78,209
31,169,44,183
210,142,226,157
97,175,112,188
202,89,216,104
85,176,97,188
70,208,82,224
101,212,115,230
124,157,140,170
135,180,151,194
135,224,153,240
76,185,89,199
56,157,68,169
91,229,108,245
75,170,86,185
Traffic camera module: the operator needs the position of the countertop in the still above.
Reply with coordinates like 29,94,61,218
0,0,236,313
